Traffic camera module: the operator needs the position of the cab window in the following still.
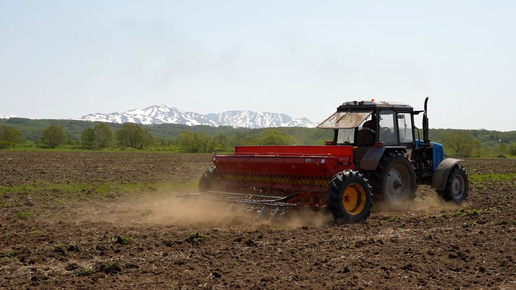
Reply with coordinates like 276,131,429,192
336,128,355,145
379,111,397,145
397,113,413,143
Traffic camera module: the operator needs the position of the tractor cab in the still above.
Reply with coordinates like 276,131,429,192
318,100,416,149
318,99,449,185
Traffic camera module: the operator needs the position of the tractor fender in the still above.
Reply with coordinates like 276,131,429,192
358,146,406,171
431,158,463,190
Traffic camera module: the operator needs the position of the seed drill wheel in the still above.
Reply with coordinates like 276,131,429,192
437,165,468,204
371,151,417,209
198,166,222,192
326,170,373,224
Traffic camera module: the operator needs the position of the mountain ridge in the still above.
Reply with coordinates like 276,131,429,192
0,114,20,119
78,105,318,128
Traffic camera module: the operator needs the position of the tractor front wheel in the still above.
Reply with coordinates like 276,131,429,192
326,170,373,224
437,165,468,204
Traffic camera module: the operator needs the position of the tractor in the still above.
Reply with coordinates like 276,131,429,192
198,98,468,223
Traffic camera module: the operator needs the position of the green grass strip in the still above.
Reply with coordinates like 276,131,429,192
0,180,198,196
469,173,516,183
0,180,199,209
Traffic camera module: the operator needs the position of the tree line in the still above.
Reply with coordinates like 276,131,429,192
0,123,153,150
1,121,515,158
0,123,300,153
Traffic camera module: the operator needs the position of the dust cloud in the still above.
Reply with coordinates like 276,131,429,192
372,186,462,213
73,187,459,229
411,195,461,211
74,192,333,230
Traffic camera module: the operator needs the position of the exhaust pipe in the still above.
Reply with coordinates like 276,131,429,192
423,97,429,144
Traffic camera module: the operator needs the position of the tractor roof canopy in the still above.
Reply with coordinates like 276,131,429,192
337,100,413,112
317,100,414,129
317,111,372,129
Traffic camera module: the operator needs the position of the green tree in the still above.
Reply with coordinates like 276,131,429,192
259,130,295,145
0,125,23,145
116,123,154,149
176,131,194,152
140,129,155,148
206,136,221,152
93,123,113,149
176,131,218,153
41,124,66,148
497,143,508,157
81,128,95,149
441,131,482,157
244,134,259,145
81,123,114,149
215,133,230,152
232,132,246,146
510,142,516,156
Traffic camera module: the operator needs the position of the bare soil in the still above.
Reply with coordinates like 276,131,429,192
0,151,514,289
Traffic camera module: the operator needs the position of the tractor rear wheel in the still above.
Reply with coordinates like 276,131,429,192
326,170,373,224
371,151,417,209
437,165,468,204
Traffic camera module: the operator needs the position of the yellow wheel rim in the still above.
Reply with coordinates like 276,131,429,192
342,183,366,215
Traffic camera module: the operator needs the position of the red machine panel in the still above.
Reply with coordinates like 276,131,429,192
212,145,355,196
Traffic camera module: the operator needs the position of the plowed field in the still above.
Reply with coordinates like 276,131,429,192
0,151,514,289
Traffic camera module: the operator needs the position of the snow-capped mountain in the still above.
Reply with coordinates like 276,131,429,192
205,111,315,128
79,105,317,128
80,105,216,126
0,114,19,119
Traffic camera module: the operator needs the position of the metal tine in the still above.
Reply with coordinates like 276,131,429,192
256,205,266,217
269,207,280,220
246,205,255,213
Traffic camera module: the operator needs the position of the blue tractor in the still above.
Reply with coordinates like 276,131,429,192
319,97,469,214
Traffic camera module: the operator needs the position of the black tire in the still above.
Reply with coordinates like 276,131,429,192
326,170,373,224
437,165,468,204
370,151,417,209
198,166,220,192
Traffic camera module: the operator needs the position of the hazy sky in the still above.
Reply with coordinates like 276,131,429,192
1,0,515,131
